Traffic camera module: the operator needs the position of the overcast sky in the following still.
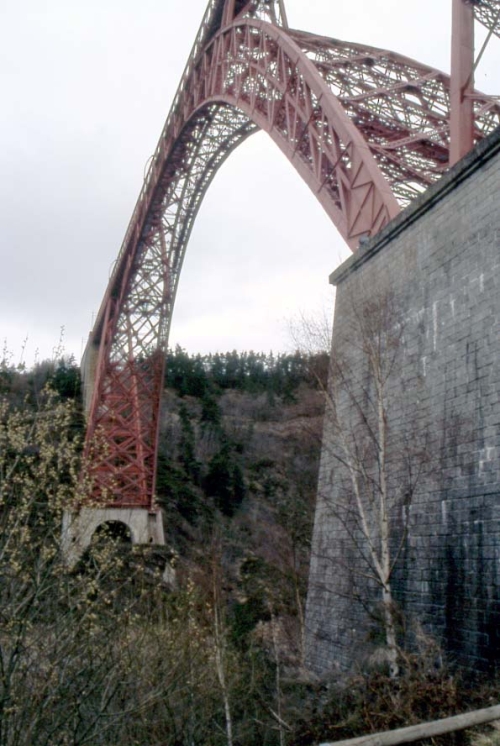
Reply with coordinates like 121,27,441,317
1,0,499,367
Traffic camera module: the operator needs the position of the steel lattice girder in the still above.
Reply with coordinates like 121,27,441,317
81,0,500,508
470,0,500,37
83,107,256,506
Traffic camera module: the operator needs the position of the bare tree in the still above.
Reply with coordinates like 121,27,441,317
0,384,228,745
209,534,235,746
307,290,434,677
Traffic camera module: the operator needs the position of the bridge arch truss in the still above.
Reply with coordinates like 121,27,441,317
81,0,500,508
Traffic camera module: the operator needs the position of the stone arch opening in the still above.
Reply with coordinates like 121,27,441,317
61,507,165,568
90,520,133,546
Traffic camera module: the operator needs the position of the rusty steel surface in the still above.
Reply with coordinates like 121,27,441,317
82,0,500,509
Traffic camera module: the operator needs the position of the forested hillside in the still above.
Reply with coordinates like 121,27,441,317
0,350,496,746
157,347,327,669
0,349,329,744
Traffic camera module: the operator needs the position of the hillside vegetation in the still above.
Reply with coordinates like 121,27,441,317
0,350,497,746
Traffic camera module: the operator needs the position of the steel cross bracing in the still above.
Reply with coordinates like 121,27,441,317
470,0,500,37
81,0,500,508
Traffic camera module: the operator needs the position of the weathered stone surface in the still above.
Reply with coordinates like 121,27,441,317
61,507,166,567
306,128,500,676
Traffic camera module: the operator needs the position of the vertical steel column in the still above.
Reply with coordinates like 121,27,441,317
450,0,475,165
222,0,236,25
277,0,288,27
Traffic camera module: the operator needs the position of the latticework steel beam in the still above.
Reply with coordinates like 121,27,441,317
470,0,500,37
81,0,500,509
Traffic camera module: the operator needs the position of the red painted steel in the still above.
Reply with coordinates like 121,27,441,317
81,0,500,509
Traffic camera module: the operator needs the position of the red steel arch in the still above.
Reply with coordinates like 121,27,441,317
81,0,500,508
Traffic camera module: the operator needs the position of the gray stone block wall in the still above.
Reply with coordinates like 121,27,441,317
306,128,500,677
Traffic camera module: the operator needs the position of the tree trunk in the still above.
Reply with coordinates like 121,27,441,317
381,584,399,678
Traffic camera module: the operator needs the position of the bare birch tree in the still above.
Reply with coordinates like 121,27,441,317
306,290,434,677
209,536,235,746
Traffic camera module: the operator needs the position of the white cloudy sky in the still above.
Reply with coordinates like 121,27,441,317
1,0,499,366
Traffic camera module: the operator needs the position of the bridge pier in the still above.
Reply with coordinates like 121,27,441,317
70,336,170,574
306,128,500,676
61,506,168,570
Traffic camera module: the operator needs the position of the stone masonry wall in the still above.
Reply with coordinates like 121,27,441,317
306,128,500,677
